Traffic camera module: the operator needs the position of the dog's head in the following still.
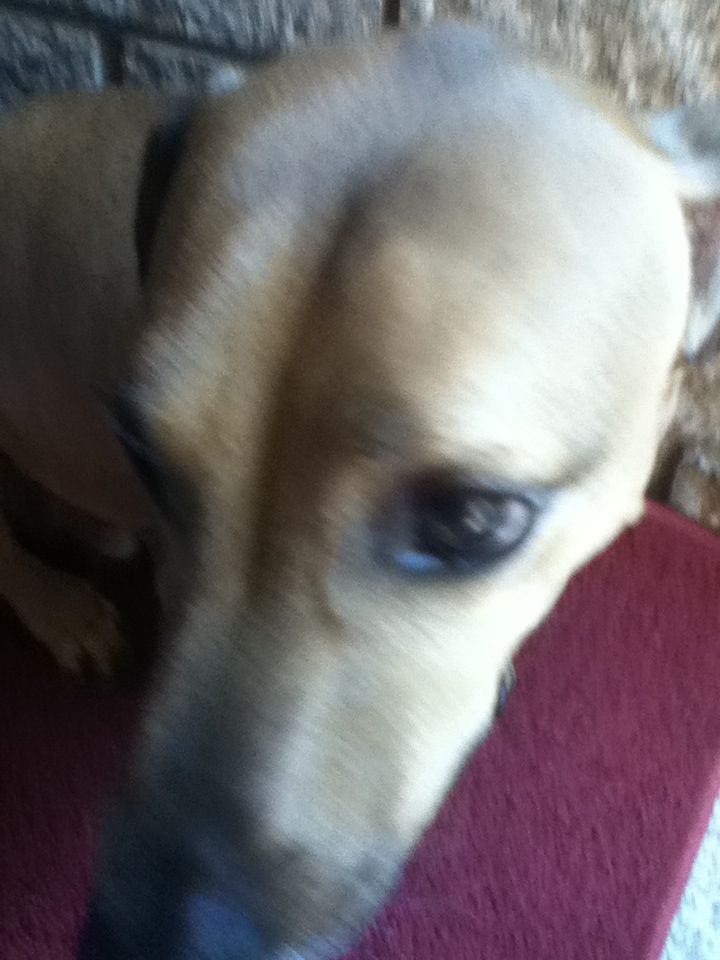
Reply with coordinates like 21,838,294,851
80,24,720,960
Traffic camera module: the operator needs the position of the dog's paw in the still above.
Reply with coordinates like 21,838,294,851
15,569,122,676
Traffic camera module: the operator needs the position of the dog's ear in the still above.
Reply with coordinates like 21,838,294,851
134,68,244,283
135,110,192,284
642,105,720,359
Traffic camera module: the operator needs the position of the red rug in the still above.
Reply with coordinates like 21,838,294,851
1,502,719,960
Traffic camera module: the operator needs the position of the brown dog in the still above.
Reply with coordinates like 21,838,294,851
1,22,719,960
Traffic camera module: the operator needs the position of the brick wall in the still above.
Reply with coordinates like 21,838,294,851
1,2,719,112
0,1,392,108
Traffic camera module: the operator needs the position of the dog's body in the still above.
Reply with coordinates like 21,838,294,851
1,23,719,960
0,89,165,523
0,90,171,668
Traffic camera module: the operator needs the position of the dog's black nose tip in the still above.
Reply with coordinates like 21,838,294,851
184,892,267,958
77,792,271,960
77,894,268,960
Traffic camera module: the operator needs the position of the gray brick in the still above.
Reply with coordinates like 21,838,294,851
20,0,383,55
0,11,105,109
399,0,435,23
122,36,247,92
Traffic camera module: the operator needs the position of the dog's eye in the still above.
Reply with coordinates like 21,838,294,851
379,472,537,577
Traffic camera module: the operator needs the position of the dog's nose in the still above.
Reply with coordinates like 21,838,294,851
78,882,271,960
76,792,271,960
185,894,267,958
78,735,403,960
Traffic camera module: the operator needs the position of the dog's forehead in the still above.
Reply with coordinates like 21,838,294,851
308,130,688,484
142,31,688,494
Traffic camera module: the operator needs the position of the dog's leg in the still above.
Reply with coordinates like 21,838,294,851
0,509,120,674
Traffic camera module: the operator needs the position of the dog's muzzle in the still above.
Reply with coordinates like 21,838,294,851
76,787,399,960
77,893,268,960
77,658,516,960
75,790,268,960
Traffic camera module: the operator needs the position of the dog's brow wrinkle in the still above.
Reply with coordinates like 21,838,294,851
469,434,603,489
340,396,417,456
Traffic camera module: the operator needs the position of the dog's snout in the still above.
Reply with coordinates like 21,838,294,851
79,893,268,960
76,795,201,960
78,785,400,960
78,824,269,960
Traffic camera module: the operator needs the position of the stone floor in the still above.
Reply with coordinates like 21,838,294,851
662,793,720,960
